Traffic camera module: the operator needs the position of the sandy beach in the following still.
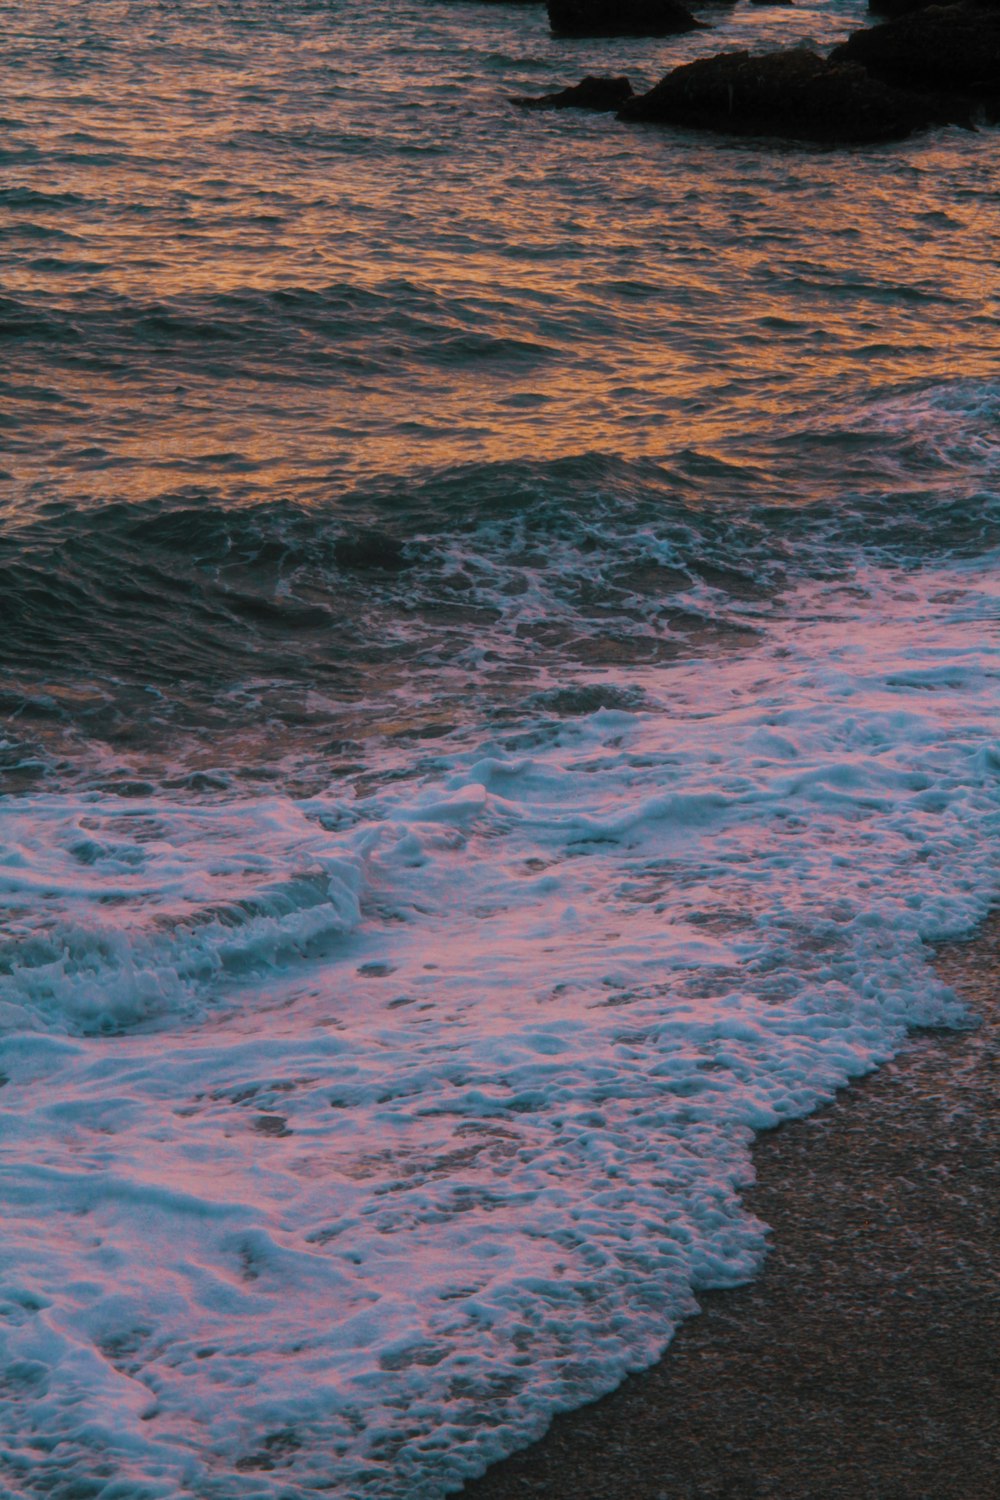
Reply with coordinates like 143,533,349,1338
463,917,1000,1500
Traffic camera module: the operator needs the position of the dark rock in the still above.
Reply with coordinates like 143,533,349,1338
512,75,635,111
832,3,1000,105
618,46,940,141
868,0,935,18
878,0,1000,8
547,0,705,36
333,529,409,572
748,0,794,6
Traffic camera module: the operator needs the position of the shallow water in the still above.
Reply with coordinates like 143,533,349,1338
1,2,999,1496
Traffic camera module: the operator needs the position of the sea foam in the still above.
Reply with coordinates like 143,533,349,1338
1,554,997,1497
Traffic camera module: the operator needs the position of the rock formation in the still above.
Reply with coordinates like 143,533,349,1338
512,75,635,111
547,0,704,36
619,48,938,142
832,3,1000,110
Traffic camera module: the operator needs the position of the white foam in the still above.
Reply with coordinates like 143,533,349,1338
0,796,364,1033
1,557,998,1496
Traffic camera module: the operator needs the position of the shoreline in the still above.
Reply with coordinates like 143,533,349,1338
461,917,1000,1500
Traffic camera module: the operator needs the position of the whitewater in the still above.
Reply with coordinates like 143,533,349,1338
2,1,998,1496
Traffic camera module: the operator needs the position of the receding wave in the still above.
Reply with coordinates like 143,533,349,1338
2,399,997,792
3,408,998,667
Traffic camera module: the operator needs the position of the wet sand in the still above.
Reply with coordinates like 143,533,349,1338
462,919,1000,1500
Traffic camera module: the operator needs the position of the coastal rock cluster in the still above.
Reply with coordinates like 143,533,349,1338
509,0,1000,144
547,0,705,34
833,1,1000,102
620,49,939,142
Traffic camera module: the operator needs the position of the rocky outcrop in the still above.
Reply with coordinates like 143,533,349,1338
866,0,998,13
511,75,635,111
831,4,1000,107
619,48,939,142
547,0,705,36
868,0,936,18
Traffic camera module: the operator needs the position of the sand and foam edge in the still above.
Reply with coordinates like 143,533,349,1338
463,914,1000,1500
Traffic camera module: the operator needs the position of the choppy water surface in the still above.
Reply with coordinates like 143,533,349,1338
2,2,999,1496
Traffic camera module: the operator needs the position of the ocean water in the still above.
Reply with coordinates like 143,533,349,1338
1,1,999,1495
